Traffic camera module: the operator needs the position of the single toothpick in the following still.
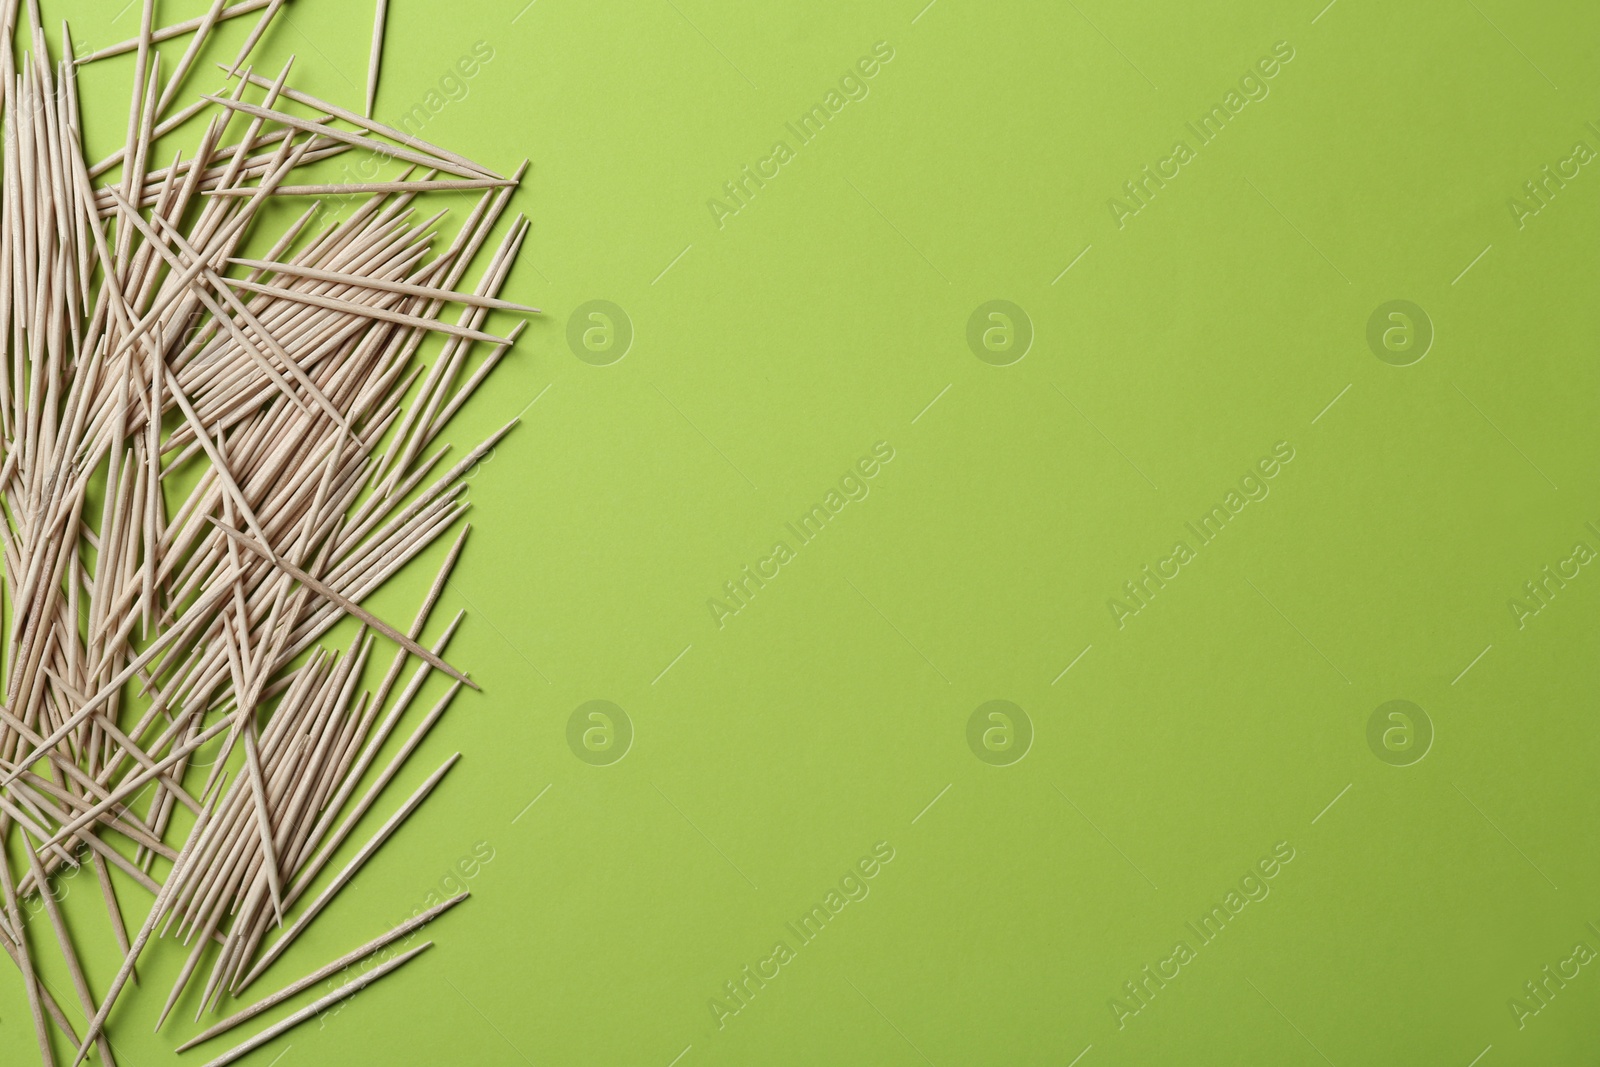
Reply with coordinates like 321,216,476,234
74,0,273,64
366,0,389,118
179,892,467,1051
203,942,435,1067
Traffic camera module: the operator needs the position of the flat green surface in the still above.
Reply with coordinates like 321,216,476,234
7,0,1600,1063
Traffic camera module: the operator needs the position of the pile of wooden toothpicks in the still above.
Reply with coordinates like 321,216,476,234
0,0,532,1062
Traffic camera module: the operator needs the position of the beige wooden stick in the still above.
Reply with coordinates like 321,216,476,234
70,780,230,1067
207,520,477,689
155,0,230,118
88,94,214,178
74,0,272,63
178,892,467,1052
218,276,512,345
235,754,461,990
0,579,238,795
367,0,389,118
217,63,502,180
230,255,538,312
203,942,434,1067
206,178,514,196
0,838,57,1067
20,834,118,1067
225,0,288,75
200,94,493,180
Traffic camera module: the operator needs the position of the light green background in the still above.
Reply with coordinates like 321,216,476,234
6,0,1600,1063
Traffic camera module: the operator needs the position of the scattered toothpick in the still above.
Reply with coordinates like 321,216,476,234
0,3,532,1062
367,0,389,119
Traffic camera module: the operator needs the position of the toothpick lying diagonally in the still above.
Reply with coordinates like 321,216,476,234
205,941,435,1067
74,0,273,64
207,520,478,689
180,891,469,1052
